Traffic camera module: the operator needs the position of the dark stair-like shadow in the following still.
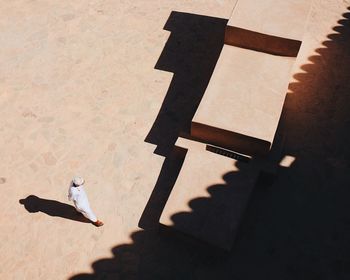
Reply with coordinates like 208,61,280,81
145,11,227,156
140,11,227,229
19,195,90,223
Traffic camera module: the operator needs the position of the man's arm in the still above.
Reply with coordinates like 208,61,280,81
68,184,73,201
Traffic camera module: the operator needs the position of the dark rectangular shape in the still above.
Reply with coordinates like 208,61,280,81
225,26,302,57
191,121,271,156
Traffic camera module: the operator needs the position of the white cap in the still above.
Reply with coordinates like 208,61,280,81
73,176,85,186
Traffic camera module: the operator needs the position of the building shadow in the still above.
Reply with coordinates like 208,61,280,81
145,11,227,156
138,146,187,229
19,195,90,223
212,7,350,280
69,7,350,280
140,11,227,229
70,160,249,280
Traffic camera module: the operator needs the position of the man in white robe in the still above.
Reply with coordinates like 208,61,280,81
68,176,104,227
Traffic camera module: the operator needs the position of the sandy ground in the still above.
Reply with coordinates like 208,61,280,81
1,0,350,279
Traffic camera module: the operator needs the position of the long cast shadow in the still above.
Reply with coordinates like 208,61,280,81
140,11,227,229
214,7,350,280
70,7,350,280
145,11,227,156
19,195,90,223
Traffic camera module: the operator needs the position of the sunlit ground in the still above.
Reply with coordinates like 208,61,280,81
1,0,350,279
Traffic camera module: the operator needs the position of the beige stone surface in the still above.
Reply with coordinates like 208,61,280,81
228,0,311,41
225,0,311,56
0,1,235,279
160,138,259,250
0,0,349,279
192,45,295,156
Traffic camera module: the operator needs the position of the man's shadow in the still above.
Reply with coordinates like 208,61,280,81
19,195,90,223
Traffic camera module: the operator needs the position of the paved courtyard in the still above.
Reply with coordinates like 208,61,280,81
1,0,350,279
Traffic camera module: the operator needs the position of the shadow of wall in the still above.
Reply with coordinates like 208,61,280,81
214,7,350,280
69,7,350,280
145,11,227,156
140,11,227,230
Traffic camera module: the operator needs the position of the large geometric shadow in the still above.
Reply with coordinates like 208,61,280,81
69,7,350,280
140,11,227,229
145,11,227,156
215,7,350,280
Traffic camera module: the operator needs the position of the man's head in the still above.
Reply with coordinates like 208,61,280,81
72,176,84,186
